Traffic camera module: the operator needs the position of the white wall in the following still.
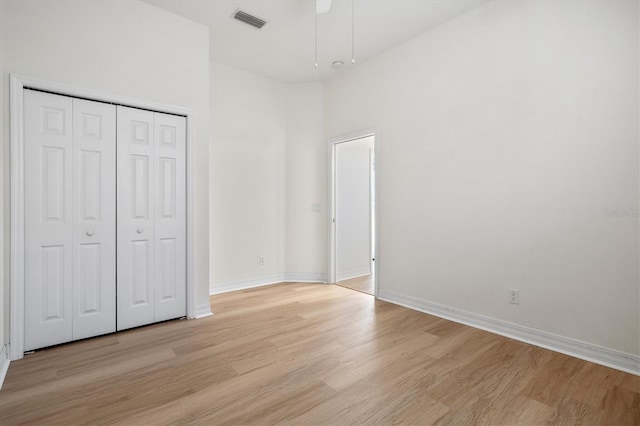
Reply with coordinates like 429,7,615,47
336,137,373,281
285,83,326,282
1,0,211,343
210,61,287,291
209,67,327,290
324,0,639,355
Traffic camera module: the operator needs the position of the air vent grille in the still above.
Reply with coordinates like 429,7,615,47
233,9,267,29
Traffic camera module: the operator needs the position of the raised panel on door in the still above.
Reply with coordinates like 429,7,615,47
154,113,186,322
117,106,155,330
24,90,73,351
72,99,116,340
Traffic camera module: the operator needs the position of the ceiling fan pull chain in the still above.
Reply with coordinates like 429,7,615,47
315,7,318,69
352,0,355,64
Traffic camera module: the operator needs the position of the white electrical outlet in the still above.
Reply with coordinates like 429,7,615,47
509,289,520,305
259,256,265,266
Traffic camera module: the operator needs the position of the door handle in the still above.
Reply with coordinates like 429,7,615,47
86,230,94,236
137,227,143,234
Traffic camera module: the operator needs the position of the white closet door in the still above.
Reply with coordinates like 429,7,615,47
154,112,186,321
117,106,155,330
72,98,116,340
117,107,186,329
24,90,74,351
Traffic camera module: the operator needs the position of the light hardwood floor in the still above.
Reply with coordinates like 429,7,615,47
0,283,638,425
337,274,374,295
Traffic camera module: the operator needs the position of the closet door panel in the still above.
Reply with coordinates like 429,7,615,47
154,113,186,321
72,99,116,340
24,90,74,351
117,106,155,330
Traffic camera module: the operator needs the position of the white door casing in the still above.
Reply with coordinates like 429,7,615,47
72,98,116,340
24,90,74,351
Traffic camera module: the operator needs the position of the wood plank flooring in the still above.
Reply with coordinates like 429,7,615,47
0,283,638,425
337,274,374,295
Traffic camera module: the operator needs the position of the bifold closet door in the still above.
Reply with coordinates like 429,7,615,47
117,106,186,331
24,91,116,351
72,99,117,340
153,112,187,322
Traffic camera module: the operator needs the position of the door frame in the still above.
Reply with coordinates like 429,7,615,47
9,74,198,360
327,128,378,296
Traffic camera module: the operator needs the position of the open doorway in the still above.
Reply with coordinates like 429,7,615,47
328,130,377,296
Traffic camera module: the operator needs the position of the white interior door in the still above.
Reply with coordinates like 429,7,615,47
24,91,117,351
24,90,74,351
153,112,186,322
72,98,116,340
117,107,186,329
117,106,155,330
335,137,373,281
24,91,186,345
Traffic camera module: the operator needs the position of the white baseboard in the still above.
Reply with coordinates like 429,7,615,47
210,272,329,295
378,289,640,376
210,273,286,295
194,303,213,319
0,344,10,390
337,267,371,282
283,272,327,283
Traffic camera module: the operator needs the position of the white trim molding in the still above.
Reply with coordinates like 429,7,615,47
283,272,327,283
194,303,213,319
336,268,371,282
0,345,10,390
210,273,286,295
9,74,199,360
210,273,328,295
378,289,640,376
10,75,25,361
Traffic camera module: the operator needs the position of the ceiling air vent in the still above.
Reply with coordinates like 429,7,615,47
233,9,267,29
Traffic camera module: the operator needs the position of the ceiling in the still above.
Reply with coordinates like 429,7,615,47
144,0,488,83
